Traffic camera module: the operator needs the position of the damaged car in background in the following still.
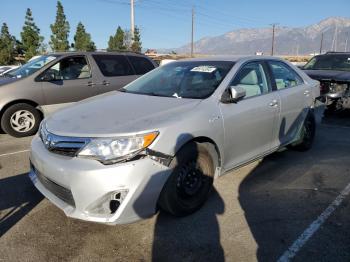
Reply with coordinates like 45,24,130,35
303,52,350,111
29,56,320,224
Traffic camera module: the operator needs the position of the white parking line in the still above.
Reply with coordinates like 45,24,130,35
0,149,30,158
277,182,350,262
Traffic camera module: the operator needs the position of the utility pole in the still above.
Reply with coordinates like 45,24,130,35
296,43,299,57
331,24,338,51
345,33,348,52
319,32,324,54
131,0,135,42
334,24,338,51
271,23,278,56
191,6,194,57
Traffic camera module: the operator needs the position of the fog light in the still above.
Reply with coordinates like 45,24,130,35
86,190,128,216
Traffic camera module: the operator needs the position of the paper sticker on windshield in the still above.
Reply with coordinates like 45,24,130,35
191,66,216,73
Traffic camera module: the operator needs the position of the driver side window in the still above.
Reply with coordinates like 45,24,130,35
231,62,270,98
45,56,91,80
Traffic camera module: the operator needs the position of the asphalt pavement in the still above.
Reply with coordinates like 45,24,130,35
1,109,350,262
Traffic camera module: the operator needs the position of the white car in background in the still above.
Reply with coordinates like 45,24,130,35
0,65,20,77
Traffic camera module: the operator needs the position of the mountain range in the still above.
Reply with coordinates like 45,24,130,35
171,17,350,55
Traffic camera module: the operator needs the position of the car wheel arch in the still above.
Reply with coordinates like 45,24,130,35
0,99,43,122
173,136,222,170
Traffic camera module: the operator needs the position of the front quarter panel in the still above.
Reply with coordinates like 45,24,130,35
149,98,225,167
0,77,45,111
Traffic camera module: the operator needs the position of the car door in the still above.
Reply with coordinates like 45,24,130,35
267,60,310,147
39,55,98,105
91,54,139,94
220,61,280,171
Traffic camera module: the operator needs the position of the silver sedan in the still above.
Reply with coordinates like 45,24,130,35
29,56,320,224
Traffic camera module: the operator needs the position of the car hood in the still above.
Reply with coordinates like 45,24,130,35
46,91,201,137
303,70,350,82
0,77,18,86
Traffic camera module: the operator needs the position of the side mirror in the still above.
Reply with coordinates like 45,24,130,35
221,86,246,103
40,71,56,82
230,86,246,102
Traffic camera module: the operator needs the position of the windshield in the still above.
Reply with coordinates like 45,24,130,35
304,54,350,71
122,61,234,99
7,55,59,78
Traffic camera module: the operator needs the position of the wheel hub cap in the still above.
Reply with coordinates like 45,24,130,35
176,161,204,196
10,110,35,133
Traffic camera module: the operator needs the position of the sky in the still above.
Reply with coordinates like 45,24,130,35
0,0,349,50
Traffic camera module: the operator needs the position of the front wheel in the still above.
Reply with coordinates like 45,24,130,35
158,142,215,216
1,103,42,137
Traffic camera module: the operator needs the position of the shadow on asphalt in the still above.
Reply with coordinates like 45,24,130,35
323,109,350,127
239,112,350,261
0,172,43,236
133,136,225,261
151,188,225,262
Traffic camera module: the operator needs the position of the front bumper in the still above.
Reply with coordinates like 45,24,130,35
29,136,172,224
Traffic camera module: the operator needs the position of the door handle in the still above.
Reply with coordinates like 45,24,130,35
86,81,96,87
102,80,110,86
304,90,310,96
269,99,279,107
93,81,110,86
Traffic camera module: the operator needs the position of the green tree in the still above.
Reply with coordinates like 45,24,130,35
0,23,17,65
108,26,126,51
130,26,142,52
73,22,96,51
50,1,70,51
20,8,43,61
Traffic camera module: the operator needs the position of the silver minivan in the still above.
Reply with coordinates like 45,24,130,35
29,56,320,224
0,52,157,137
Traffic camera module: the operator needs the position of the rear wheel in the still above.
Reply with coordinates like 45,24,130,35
158,142,215,216
291,111,316,151
1,103,42,137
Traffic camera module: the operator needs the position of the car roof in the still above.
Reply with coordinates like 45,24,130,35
48,51,147,57
316,52,350,57
177,55,285,63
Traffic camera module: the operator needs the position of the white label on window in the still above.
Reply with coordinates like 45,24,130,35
191,66,216,73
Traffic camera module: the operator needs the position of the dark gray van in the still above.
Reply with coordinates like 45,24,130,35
0,52,157,137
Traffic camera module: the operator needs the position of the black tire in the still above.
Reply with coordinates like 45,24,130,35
158,142,216,216
291,111,316,152
1,103,42,137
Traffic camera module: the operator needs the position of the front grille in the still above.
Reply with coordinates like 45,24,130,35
32,164,75,207
40,125,90,157
48,142,87,157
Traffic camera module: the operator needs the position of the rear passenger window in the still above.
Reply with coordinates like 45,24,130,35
269,61,304,90
231,62,270,98
127,56,155,74
92,55,133,77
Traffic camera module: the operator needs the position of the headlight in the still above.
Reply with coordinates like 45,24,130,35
78,132,159,164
